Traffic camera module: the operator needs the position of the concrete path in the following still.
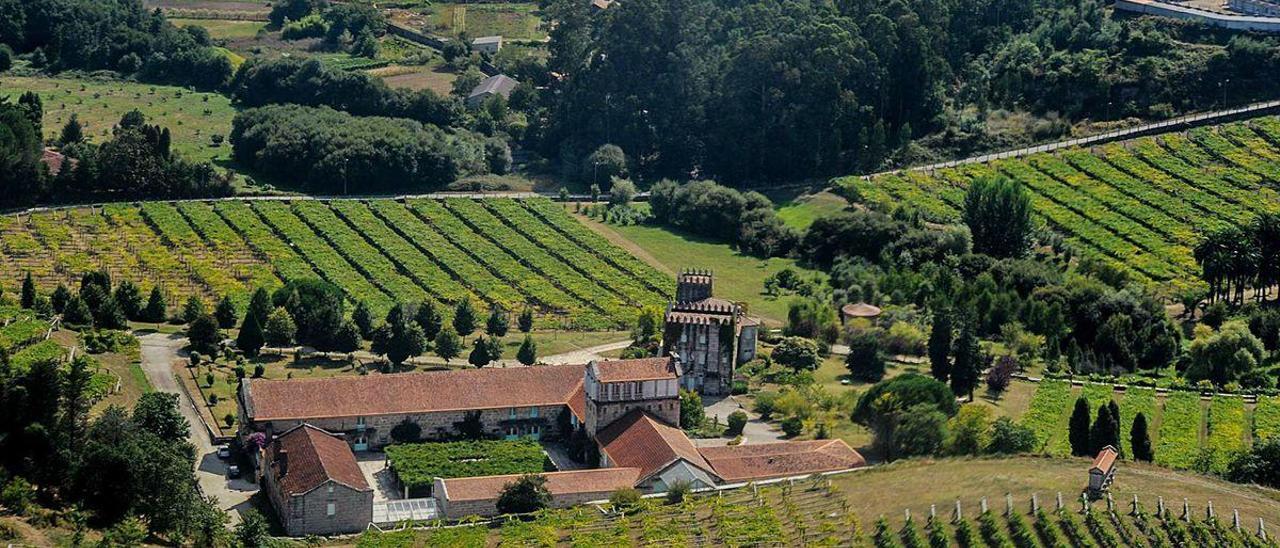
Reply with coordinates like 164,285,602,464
541,339,632,365
137,332,257,521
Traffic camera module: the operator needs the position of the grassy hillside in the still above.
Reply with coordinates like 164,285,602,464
0,75,236,164
0,198,671,329
840,117,1280,289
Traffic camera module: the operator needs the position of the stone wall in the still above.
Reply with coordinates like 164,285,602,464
263,470,372,536
434,480,618,519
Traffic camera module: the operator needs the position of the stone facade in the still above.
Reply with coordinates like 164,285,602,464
662,270,758,396
583,366,680,438
250,404,569,451
264,476,373,537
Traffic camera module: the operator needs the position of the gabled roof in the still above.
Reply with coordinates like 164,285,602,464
268,424,370,496
841,302,882,318
472,35,503,45
596,410,714,482
698,439,866,482
1091,445,1118,474
591,357,679,383
244,365,585,421
440,468,641,502
468,74,519,100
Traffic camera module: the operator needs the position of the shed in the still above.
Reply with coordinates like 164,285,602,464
472,35,503,55
1088,445,1118,494
466,74,519,108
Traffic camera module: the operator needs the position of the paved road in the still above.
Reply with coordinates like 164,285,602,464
137,332,257,521
693,395,786,448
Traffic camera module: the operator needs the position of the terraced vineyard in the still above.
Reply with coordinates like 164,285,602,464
1020,381,1266,471
0,199,671,328
357,479,861,547
841,117,1280,287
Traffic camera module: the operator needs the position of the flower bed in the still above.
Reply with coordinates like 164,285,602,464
385,439,552,496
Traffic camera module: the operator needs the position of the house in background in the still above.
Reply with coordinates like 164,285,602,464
472,35,503,55
261,424,373,537
466,74,519,108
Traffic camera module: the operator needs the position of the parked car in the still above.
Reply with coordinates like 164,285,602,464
217,445,232,459
227,464,241,479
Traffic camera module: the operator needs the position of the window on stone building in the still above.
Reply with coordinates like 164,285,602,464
531,407,539,418
327,502,336,517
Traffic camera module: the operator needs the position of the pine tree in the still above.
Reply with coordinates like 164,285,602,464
415,300,442,340
144,287,168,323
1068,397,1091,457
63,297,93,326
518,308,534,333
435,326,462,363
114,280,143,321
352,300,374,340
928,308,952,383
1131,412,1153,462
237,313,265,358
182,295,206,324
20,272,36,309
517,334,537,365
453,300,477,335
215,296,238,329
59,114,84,144
486,308,509,337
949,313,981,400
469,336,493,368
247,287,273,326
51,284,71,314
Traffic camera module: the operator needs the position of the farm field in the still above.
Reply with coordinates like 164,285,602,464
170,18,266,40
839,117,1280,288
834,456,1280,532
1018,381,1269,472
773,190,851,230
580,212,820,326
390,3,548,41
0,198,670,328
0,75,236,164
355,479,858,547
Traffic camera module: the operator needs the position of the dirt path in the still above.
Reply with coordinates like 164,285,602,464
541,339,632,365
137,331,257,521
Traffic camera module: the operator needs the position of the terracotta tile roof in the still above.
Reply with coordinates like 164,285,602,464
566,382,586,421
245,365,586,421
591,357,678,382
1091,445,1118,473
440,468,641,502
596,410,713,481
698,439,866,482
268,424,370,496
40,148,76,176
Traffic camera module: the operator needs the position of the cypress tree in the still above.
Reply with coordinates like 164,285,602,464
114,280,143,321
928,308,952,383
1107,400,1122,453
1068,397,1092,457
415,300,442,340
51,284,71,314
469,336,493,368
518,308,534,333
21,272,36,309
182,295,206,324
434,326,462,364
237,313,265,358
950,313,981,400
1089,404,1119,456
486,308,510,337
1131,412,1153,462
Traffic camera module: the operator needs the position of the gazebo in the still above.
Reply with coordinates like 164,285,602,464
840,302,882,323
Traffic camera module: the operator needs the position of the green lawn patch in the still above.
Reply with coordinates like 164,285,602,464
1206,396,1247,474
1020,380,1071,455
386,439,552,496
773,191,849,230
1155,392,1202,470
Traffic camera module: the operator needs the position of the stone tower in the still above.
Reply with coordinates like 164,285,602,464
662,270,759,396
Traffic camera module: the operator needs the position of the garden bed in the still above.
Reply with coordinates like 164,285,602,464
386,439,553,497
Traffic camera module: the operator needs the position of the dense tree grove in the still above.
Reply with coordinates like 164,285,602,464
230,105,489,194
534,0,1280,183
1194,213,1280,306
0,0,232,89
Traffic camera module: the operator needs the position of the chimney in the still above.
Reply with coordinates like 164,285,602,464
277,449,289,477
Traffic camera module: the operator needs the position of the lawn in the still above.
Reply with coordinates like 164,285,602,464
832,456,1280,527
0,75,236,164
773,190,849,230
582,217,820,326
369,63,457,95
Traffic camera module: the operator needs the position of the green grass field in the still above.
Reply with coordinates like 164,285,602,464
581,215,821,326
774,190,850,230
0,75,236,164
170,18,267,40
